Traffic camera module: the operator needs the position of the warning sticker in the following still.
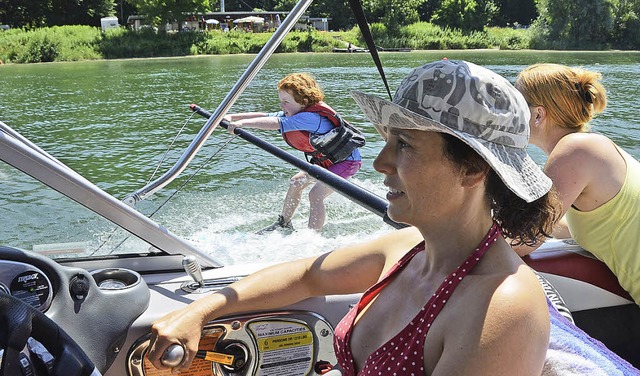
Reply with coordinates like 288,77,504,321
257,331,313,351
248,320,315,376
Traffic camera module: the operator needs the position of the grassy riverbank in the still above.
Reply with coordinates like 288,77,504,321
0,23,530,64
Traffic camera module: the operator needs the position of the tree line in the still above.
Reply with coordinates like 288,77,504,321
1,0,639,49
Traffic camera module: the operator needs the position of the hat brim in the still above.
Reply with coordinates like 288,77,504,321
351,90,552,203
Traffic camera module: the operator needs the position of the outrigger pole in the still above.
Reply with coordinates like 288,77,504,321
189,104,406,230
123,0,314,207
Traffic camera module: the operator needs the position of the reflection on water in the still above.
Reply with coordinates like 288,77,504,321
1,51,639,263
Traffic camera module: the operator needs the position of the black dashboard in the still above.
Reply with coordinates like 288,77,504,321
0,246,150,373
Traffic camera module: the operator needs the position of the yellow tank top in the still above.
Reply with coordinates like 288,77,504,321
566,147,640,304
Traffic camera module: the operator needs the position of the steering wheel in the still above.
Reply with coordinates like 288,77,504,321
0,294,100,376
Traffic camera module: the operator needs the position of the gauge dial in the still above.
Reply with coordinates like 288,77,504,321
10,270,51,310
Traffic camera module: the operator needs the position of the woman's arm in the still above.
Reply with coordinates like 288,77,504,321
147,226,422,372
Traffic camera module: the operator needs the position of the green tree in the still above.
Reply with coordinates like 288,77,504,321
271,0,296,12
0,0,47,28
418,0,441,21
491,0,537,26
0,0,115,28
359,0,426,32
49,0,117,26
610,0,640,48
381,0,424,31
431,0,498,32
531,0,614,49
220,0,262,11
128,0,210,28
309,0,353,30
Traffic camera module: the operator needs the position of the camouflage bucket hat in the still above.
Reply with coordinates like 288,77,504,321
351,59,552,203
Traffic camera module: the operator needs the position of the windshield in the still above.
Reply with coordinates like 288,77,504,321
0,127,390,265
0,128,391,265
1,161,158,260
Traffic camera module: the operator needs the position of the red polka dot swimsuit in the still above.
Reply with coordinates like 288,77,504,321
333,223,501,376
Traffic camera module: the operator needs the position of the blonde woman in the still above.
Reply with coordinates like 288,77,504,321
515,63,640,305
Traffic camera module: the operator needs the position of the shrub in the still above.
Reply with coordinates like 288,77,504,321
485,27,532,50
19,31,60,63
0,25,102,63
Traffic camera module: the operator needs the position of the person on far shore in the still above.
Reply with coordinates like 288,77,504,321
223,73,363,233
513,63,640,305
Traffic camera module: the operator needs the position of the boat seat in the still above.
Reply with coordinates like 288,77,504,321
523,239,633,302
525,241,640,370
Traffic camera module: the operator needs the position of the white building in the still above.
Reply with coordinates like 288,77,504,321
100,17,119,32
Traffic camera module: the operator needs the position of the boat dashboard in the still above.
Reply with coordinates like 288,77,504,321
0,245,358,376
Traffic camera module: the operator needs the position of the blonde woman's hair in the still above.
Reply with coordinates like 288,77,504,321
516,63,607,132
277,73,324,107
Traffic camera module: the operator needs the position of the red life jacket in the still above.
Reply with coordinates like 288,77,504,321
281,102,341,168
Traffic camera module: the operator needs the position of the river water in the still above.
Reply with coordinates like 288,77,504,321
1,51,639,264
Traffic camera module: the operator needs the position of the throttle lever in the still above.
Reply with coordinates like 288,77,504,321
160,344,185,368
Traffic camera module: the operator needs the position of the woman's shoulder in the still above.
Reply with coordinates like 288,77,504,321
464,250,546,318
479,265,548,338
374,226,424,264
492,263,547,307
547,132,621,175
449,248,546,317
553,132,616,157
548,132,627,210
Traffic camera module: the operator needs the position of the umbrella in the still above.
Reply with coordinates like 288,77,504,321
205,19,219,24
233,16,265,24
